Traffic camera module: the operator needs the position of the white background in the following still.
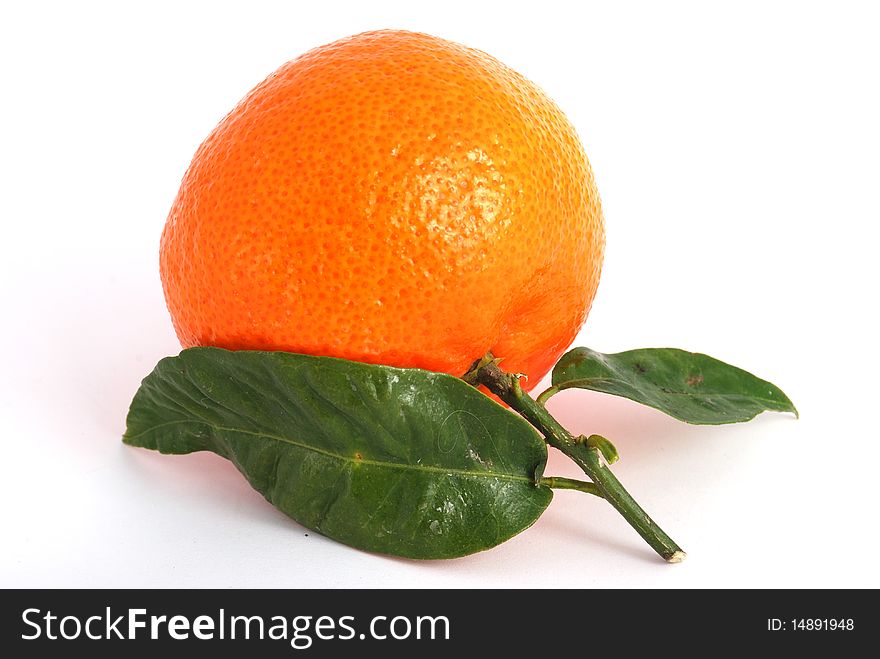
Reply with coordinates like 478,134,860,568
2,1,878,588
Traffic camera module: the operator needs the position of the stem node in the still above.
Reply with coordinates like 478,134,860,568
466,353,685,562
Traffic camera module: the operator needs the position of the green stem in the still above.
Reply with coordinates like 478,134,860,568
541,476,603,498
535,385,559,407
466,356,686,563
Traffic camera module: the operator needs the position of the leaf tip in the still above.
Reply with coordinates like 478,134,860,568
776,389,799,419
121,430,143,447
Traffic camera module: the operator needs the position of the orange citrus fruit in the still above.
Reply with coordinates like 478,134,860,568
160,30,604,389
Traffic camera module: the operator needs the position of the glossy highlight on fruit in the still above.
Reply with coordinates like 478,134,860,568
160,29,604,387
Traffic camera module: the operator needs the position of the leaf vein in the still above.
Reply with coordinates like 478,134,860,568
126,419,536,483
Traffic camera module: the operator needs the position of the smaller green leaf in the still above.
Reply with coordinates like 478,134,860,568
551,347,797,425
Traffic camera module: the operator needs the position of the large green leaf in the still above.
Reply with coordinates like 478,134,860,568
124,348,552,559
551,347,797,425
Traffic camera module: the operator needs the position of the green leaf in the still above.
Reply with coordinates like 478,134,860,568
124,348,552,559
551,347,797,425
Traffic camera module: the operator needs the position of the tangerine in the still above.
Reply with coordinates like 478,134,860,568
160,30,604,388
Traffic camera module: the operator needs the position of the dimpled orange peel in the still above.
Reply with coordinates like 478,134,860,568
160,29,604,388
